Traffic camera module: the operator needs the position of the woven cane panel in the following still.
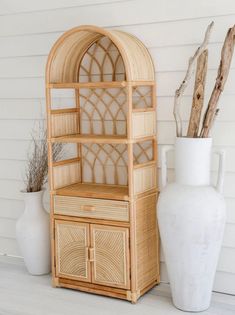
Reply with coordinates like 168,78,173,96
79,36,125,82
79,87,127,136
54,196,129,221
92,226,129,288
132,86,152,109
53,162,80,189
51,112,77,137
133,140,153,165
133,164,157,195
55,222,89,280
135,195,159,290
81,143,128,185
132,111,156,138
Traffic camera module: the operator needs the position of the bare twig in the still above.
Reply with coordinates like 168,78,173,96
173,21,214,137
24,123,63,192
200,25,235,137
187,49,208,137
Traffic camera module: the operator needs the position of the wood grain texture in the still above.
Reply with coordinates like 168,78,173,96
55,182,129,201
187,49,208,137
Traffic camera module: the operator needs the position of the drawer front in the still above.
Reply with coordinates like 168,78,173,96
54,196,129,222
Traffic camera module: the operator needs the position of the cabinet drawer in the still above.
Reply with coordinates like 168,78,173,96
54,195,129,222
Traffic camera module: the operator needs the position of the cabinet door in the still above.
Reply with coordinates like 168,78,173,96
90,225,130,289
55,220,91,282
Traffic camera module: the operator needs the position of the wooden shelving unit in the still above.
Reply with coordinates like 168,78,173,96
46,25,160,303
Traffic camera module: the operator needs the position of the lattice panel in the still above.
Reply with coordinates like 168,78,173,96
55,222,89,280
133,141,153,165
92,226,129,288
79,88,127,136
133,86,152,109
81,144,128,185
79,36,126,82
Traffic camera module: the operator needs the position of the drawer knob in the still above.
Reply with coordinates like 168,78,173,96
81,205,95,211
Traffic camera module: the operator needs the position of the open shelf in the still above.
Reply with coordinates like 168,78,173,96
50,134,155,144
55,183,129,201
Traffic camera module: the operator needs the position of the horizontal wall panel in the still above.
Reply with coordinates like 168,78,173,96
0,198,24,219
0,0,123,15
0,160,25,180
0,120,38,140
0,99,45,119
120,14,235,48
0,140,30,160
1,15,235,60
3,42,235,77
157,94,235,123
1,69,235,99
0,56,47,78
0,238,20,257
0,180,23,200
0,33,59,58
0,218,16,239
1,0,235,37
157,121,235,146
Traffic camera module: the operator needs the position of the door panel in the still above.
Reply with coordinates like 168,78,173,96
55,220,90,282
90,224,130,289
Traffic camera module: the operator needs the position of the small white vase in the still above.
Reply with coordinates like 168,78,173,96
16,190,51,275
157,137,226,312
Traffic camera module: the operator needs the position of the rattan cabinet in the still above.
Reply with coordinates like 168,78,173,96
46,25,160,303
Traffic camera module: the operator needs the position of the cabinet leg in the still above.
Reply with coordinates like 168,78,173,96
52,277,59,288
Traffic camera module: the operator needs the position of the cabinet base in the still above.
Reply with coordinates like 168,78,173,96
53,276,160,303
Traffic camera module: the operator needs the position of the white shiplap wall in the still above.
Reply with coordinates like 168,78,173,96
0,0,235,295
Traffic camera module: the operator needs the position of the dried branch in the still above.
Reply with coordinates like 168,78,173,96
24,123,63,192
173,21,214,137
187,49,208,137
200,25,235,137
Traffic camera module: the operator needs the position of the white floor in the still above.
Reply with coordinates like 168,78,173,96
1,257,235,315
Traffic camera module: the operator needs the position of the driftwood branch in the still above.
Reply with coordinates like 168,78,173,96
200,25,235,137
173,22,214,137
187,49,208,137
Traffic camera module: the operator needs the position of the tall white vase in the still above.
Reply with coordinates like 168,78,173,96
157,137,226,312
16,190,51,275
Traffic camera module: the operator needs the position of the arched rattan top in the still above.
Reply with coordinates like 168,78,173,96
46,25,155,83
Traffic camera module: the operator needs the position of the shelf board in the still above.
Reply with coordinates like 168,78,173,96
47,81,155,89
48,81,127,89
55,183,129,201
50,134,129,144
50,134,156,144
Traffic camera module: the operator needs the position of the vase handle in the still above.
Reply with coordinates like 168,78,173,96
213,150,226,194
161,145,174,188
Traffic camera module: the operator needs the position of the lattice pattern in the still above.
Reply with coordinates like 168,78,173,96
133,86,152,109
56,223,88,279
79,36,126,82
92,227,126,286
133,141,153,165
81,144,128,185
79,88,127,136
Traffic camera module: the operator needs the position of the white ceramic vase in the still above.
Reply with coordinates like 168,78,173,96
157,137,226,312
16,190,51,275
